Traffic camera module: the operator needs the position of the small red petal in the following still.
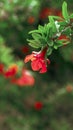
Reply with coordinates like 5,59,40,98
15,75,35,86
24,54,34,63
4,71,12,78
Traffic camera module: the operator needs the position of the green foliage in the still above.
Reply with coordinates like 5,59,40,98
28,1,73,56
0,0,73,130
62,1,69,21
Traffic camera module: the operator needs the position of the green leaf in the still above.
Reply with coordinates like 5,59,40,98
29,25,45,35
47,41,54,47
62,1,69,21
50,16,63,20
38,25,45,34
38,25,44,31
54,38,70,49
40,37,47,45
28,42,41,48
59,21,68,32
29,30,40,34
49,16,57,36
59,21,67,26
54,45,58,49
47,47,53,56
54,40,63,49
27,39,42,48
49,16,55,25
32,33,42,41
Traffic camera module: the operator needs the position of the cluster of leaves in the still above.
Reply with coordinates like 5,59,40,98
27,2,73,56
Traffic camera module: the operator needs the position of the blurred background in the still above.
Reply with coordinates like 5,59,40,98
0,0,73,130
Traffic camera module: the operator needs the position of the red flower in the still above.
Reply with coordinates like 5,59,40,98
4,64,18,78
55,10,63,18
21,46,29,54
24,47,50,73
66,85,73,93
11,69,35,86
27,16,35,24
40,8,54,19
54,10,63,21
0,63,4,74
58,35,69,40
34,102,43,110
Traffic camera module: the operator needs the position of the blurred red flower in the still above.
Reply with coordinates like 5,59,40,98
11,69,35,86
34,102,43,110
66,85,73,93
0,63,4,74
4,64,18,78
55,10,63,18
40,8,54,19
58,35,70,45
24,47,50,73
58,35,69,40
27,16,35,24
21,46,29,54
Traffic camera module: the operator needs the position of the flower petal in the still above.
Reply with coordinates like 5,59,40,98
15,75,35,86
24,54,34,63
31,59,42,71
40,62,47,73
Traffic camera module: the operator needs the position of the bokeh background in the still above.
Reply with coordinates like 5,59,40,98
0,0,73,130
